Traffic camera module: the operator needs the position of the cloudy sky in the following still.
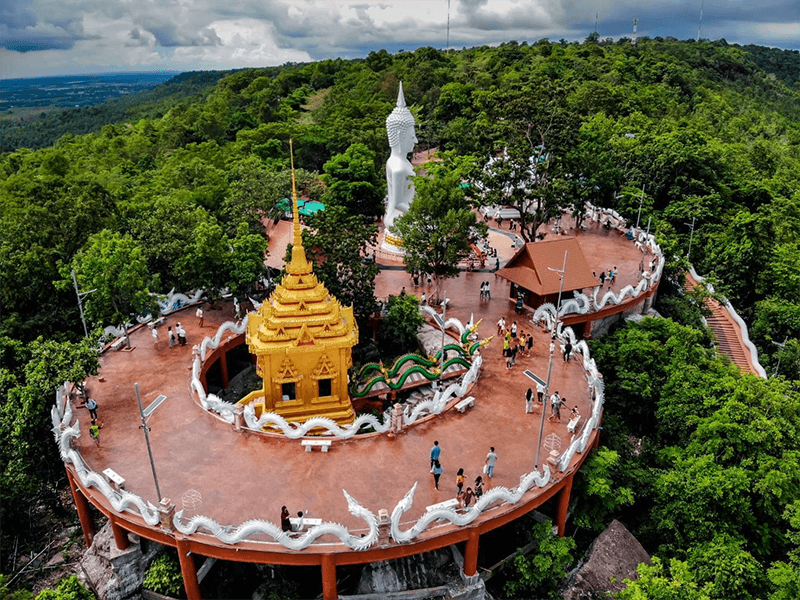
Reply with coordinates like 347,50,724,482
1,0,798,79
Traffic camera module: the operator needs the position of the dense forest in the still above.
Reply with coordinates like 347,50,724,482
1,37,800,598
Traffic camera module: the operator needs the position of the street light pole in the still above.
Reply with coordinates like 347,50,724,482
685,216,696,261
439,292,448,386
71,269,96,338
134,383,163,502
535,250,568,469
636,184,646,229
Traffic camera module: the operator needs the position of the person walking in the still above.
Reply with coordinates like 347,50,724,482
536,381,545,406
549,392,563,422
525,388,534,414
563,340,573,362
510,321,518,337
196,306,204,328
527,333,534,355
83,397,98,420
151,327,159,346
89,419,102,446
176,322,187,346
456,468,465,495
497,317,505,336
431,459,443,490
474,476,484,498
485,447,497,478
484,280,491,299
430,440,441,469
168,326,176,347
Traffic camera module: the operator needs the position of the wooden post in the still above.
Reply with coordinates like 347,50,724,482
555,472,574,537
176,538,202,600
321,554,338,600
66,469,94,547
110,520,130,551
463,529,480,577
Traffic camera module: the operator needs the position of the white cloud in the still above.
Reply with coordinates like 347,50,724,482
1,0,798,78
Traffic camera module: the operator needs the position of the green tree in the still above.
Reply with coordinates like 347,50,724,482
68,230,156,336
377,294,425,356
321,143,385,217
615,557,710,600
504,521,576,599
303,205,379,324
393,172,487,302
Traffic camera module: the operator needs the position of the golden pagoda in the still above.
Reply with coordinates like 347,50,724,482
245,143,357,426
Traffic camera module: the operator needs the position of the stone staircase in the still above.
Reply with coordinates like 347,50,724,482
684,272,760,376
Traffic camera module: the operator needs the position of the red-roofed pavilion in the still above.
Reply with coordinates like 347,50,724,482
497,238,598,308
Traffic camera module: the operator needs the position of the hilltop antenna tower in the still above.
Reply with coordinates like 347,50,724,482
632,18,637,45
697,0,704,41
446,0,450,52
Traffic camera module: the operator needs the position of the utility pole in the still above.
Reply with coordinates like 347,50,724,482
535,251,568,469
636,184,646,229
135,383,163,502
71,269,96,338
685,217,696,262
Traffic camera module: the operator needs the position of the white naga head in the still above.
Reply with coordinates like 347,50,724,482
386,82,417,154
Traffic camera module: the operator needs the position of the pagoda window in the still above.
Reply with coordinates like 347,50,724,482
281,382,296,401
318,378,332,398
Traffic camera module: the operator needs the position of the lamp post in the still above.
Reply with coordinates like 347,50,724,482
636,184,646,229
134,383,163,502
535,251,568,469
71,269,96,338
439,292,449,386
684,216,696,262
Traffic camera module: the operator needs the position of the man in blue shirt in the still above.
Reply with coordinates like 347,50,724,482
430,441,441,468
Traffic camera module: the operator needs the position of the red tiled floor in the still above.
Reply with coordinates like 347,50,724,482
71,215,645,553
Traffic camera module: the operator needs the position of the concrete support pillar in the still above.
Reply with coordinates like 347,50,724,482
176,538,202,600
321,554,338,600
219,352,229,389
110,520,130,551
555,472,574,537
66,469,94,547
463,529,480,578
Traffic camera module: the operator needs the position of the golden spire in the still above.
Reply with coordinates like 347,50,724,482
287,139,311,275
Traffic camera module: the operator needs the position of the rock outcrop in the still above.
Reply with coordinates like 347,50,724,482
562,519,650,600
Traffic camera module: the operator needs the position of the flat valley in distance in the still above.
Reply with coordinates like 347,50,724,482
0,72,178,118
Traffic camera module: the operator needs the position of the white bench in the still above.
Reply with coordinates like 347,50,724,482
301,439,332,452
103,468,126,490
110,338,125,351
455,396,475,413
425,498,459,513
567,415,582,433
290,517,322,530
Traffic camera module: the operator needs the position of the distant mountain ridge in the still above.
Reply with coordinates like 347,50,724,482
0,70,236,152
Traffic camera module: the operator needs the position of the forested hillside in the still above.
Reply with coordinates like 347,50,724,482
2,38,799,598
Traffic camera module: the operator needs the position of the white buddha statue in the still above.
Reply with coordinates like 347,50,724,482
384,82,417,237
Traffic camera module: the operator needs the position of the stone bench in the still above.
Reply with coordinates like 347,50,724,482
102,468,126,490
110,338,125,351
567,415,582,433
455,396,475,413
290,517,322,530
425,498,459,513
301,439,332,452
